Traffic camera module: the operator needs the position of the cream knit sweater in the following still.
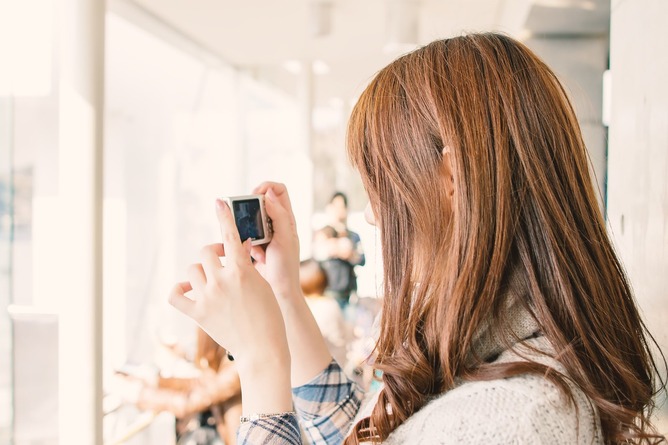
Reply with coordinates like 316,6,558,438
355,304,603,444
382,336,603,444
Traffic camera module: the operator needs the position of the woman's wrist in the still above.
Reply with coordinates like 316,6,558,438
235,344,289,375
274,295,334,387
237,350,293,415
273,284,304,304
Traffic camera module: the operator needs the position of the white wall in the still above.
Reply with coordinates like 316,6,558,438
607,0,668,433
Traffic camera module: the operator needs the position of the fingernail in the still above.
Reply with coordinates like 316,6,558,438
266,189,276,201
215,199,227,211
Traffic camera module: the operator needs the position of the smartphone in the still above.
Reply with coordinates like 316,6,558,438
222,194,273,246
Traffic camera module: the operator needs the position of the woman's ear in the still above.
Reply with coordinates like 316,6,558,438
442,147,455,198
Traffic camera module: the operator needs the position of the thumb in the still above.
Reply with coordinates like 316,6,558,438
264,190,296,236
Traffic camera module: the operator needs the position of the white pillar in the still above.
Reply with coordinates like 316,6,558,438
57,0,104,443
607,0,668,433
297,61,315,256
0,97,13,439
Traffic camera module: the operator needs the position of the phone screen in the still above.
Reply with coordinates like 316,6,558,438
232,198,265,241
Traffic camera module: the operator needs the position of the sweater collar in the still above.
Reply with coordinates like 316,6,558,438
468,298,541,365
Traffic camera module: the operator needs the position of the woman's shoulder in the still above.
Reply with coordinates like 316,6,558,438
385,337,603,444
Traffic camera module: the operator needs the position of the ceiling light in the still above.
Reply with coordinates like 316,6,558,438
282,59,330,75
384,0,419,53
328,97,344,108
313,60,330,75
309,0,333,38
534,0,596,9
282,59,302,74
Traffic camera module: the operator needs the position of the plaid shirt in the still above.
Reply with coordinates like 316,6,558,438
238,361,364,444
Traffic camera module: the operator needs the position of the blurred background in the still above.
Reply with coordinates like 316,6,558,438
0,0,666,444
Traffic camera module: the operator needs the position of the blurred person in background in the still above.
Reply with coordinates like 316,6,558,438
113,328,241,445
313,192,365,311
299,258,349,367
169,33,666,444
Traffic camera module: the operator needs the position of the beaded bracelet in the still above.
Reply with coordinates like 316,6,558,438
240,411,296,423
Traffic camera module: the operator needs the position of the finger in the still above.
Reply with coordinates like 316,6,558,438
252,182,295,216
252,181,275,195
168,282,196,316
242,238,252,256
187,263,207,289
241,239,253,267
215,199,250,267
199,243,225,277
249,245,266,264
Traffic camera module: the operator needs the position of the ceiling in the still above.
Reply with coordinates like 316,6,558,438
120,0,610,107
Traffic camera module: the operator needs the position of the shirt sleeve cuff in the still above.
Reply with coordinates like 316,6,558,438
292,360,363,421
237,412,301,445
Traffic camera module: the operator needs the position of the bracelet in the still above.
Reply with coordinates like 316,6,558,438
240,411,296,423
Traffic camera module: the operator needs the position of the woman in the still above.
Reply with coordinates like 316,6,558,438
169,33,666,444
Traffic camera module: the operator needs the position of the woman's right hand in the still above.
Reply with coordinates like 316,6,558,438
249,182,303,304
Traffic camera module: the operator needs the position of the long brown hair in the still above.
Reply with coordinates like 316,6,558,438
346,33,665,444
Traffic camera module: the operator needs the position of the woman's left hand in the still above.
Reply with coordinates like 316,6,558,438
248,182,302,303
168,199,290,374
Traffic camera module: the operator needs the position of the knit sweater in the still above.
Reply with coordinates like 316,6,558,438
380,336,603,444
238,305,604,444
